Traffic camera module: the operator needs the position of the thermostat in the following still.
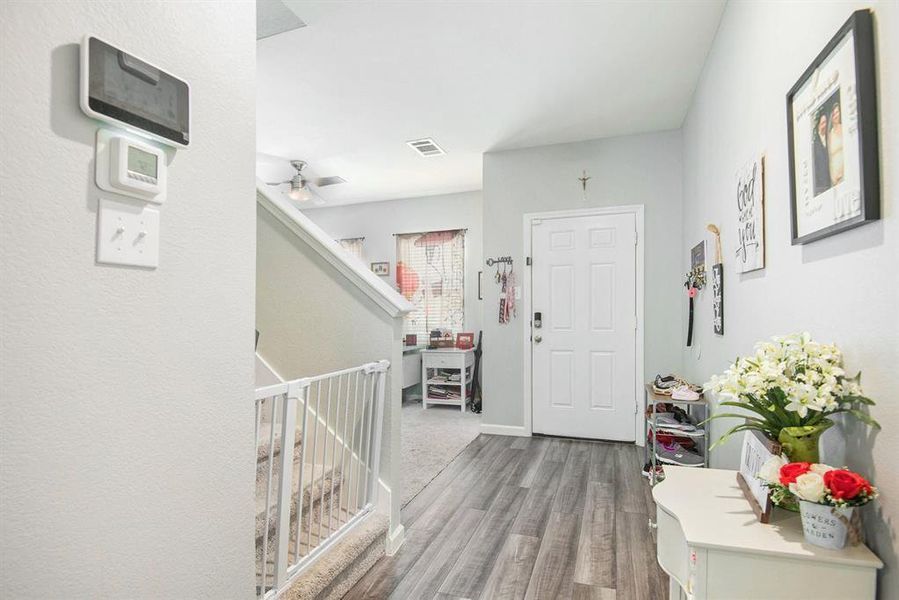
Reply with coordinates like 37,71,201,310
80,35,190,148
95,129,167,204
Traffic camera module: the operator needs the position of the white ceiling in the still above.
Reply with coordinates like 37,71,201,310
257,1,725,206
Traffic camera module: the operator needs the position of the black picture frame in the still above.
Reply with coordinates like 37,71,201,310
786,9,880,245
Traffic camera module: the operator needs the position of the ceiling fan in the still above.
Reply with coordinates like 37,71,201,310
266,160,343,205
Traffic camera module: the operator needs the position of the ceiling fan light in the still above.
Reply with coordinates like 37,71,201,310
288,179,312,202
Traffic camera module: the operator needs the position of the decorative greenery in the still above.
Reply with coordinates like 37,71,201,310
703,333,879,449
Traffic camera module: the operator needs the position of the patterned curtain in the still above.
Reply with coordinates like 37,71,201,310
338,237,365,263
395,230,465,339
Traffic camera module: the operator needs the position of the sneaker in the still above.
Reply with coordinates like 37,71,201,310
646,404,673,418
655,414,697,432
645,409,675,421
641,462,665,480
654,374,679,389
649,430,695,449
671,385,701,401
671,406,693,423
655,441,704,466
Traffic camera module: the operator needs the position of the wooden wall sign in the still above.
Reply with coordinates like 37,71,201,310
737,429,781,523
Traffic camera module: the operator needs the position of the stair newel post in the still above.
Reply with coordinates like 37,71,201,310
366,360,390,507
274,380,300,592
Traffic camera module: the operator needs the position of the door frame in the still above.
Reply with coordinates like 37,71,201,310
521,205,645,444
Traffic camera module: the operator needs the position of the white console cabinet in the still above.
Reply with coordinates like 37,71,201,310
653,467,882,599
420,348,474,411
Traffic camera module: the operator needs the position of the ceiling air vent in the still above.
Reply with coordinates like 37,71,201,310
315,176,347,187
406,138,446,157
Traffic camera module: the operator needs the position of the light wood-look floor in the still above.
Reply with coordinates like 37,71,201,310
345,434,668,600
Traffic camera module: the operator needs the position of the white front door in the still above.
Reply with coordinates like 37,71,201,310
530,211,637,440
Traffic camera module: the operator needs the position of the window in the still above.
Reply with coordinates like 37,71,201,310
396,229,464,339
338,237,365,262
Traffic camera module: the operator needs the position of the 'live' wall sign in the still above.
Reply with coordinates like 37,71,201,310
735,156,766,273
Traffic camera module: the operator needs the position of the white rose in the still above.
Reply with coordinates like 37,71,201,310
758,455,787,485
790,472,826,503
810,463,834,476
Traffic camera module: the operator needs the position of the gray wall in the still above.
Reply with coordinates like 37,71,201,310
481,131,684,429
0,2,257,597
256,202,404,533
680,1,898,595
303,191,484,335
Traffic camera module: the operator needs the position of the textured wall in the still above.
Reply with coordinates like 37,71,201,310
481,131,684,430
0,2,257,598
256,202,404,535
680,1,898,595
303,190,484,335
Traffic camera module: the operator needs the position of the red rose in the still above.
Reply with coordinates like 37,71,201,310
779,462,811,485
824,469,870,500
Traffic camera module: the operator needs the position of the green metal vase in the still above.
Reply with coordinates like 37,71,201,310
777,420,834,463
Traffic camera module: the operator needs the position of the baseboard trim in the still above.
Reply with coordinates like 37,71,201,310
480,423,530,437
385,524,405,556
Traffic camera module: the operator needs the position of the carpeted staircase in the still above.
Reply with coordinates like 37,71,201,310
256,422,389,599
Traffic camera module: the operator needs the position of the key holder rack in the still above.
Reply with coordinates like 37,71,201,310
485,256,513,267
684,265,707,290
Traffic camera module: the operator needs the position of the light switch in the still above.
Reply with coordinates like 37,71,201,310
96,197,160,268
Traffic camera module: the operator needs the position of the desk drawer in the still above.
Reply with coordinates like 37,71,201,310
424,353,460,369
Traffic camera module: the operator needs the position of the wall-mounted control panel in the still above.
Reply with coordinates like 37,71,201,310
83,36,189,270
81,36,190,148
95,129,167,204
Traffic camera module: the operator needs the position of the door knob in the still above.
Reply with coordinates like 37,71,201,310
534,335,543,344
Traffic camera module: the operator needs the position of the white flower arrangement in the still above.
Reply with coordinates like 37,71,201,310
703,332,878,446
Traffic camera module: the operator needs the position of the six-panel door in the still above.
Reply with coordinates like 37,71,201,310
531,212,637,440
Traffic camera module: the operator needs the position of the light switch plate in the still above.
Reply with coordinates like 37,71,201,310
96,197,160,268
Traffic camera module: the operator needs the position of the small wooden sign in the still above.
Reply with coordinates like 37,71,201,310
737,429,781,523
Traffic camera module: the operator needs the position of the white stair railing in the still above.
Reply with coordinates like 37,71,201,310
254,360,389,599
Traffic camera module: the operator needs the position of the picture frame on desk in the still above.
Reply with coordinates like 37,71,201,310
737,429,781,523
456,332,474,349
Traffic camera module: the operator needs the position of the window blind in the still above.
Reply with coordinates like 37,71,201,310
395,229,465,340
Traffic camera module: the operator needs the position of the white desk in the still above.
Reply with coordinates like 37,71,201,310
653,467,882,599
402,345,425,391
421,348,474,411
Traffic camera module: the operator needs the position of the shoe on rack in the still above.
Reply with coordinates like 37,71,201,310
652,384,673,396
671,385,701,401
646,403,672,418
655,414,697,432
670,405,693,423
654,374,679,389
655,441,704,467
641,462,666,480
646,409,675,422
649,431,696,449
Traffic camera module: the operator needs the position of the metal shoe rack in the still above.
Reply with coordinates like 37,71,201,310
643,383,709,486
